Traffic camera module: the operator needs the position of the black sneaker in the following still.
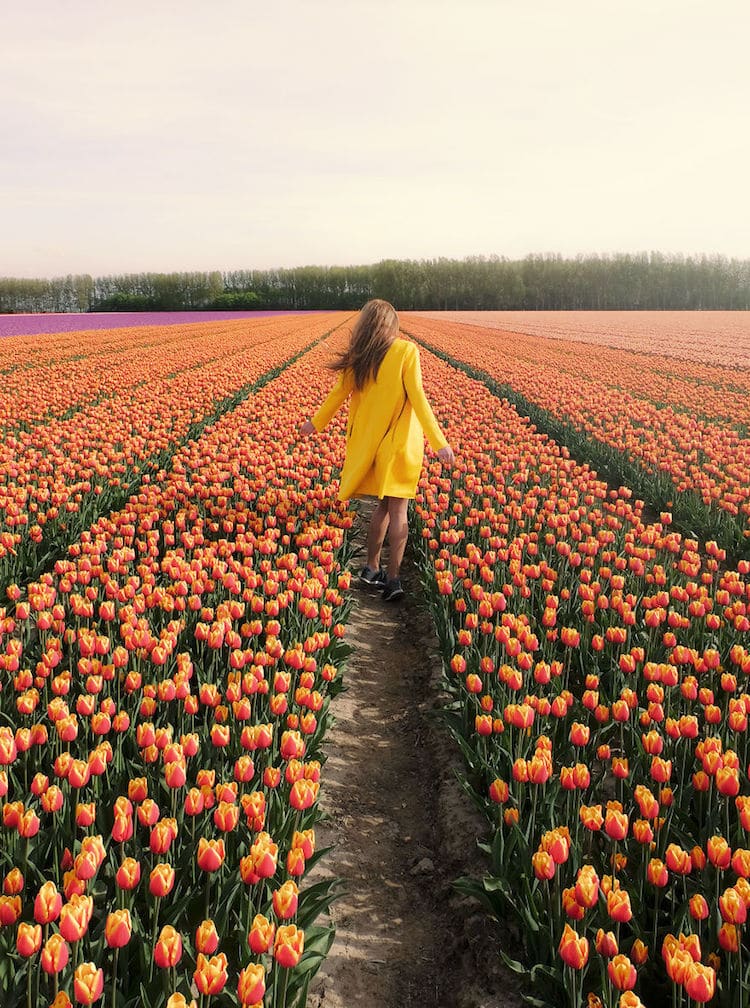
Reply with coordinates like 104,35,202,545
382,577,404,602
359,565,386,586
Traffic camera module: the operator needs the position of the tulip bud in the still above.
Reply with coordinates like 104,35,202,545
558,923,588,969
73,962,104,1005
273,924,304,967
16,921,42,957
237,962,266,1006
105,909,132,948
153,925,183,968
194,952,228,996
195,919,219,955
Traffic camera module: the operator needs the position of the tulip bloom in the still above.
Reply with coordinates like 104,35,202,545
595,928,618,957
59,894,94,942
274,924,305,967
574,865,599,909
579,804,603,831
558,923,588,969
707,835,732,870
689,894,709,921
532,851,555,881
149,863,175,897
16,921,42,956
194,952,228,996
608,954,637,991
34,880,63,924
272,880,299,919
604,808,629,841
685,962,716,1003
197,837,226,873
105,909,132,948
195,919,219,955
41,933,70,974
73,963,104,1005
607,889,633,923
237,962,266,1006
154,925,183,968
116,857,141,891
248,913,275,954
719,886,747,925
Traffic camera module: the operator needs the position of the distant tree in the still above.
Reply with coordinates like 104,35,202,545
4,254,750,314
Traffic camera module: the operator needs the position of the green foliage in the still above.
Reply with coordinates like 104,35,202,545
3,252,750,313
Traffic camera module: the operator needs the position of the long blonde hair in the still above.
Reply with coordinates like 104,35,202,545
330,299,399,390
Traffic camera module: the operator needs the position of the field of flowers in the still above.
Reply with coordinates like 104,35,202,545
0,315,355,1008
3,310,750,1008
403,313,750,559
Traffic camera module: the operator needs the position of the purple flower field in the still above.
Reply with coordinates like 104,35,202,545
0,309,322,338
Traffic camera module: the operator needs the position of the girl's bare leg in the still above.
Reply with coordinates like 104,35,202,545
385,497,409,579
366,498,390,570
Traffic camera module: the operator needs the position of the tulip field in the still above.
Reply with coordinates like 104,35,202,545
2,309,750,1008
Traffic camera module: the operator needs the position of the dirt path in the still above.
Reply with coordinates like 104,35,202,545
307,513,523,1008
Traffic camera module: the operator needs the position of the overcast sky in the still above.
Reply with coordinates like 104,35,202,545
2,0,749,278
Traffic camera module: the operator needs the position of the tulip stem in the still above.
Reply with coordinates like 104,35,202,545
111,948,119,1008
26,965,31,1008
149,896,161,981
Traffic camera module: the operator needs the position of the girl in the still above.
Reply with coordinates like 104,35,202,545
299,299,454,601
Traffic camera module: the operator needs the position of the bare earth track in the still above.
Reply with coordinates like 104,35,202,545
308,509,524,1008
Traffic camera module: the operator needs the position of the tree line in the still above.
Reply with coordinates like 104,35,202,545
2,253,750,313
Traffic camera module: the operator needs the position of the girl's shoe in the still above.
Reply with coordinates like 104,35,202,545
359,565,386,586
382,577,404,602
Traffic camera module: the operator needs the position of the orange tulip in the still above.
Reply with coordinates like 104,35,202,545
197,837,226,873
608,954,637,991
558,923,588,969
153,925,183,968
272,880,299,919
194,952,228,996
41,933,70,974
115,857,141,891
34,880,62,924
195,919,219,955
105,909,132,948
684,962,716,1003
73,962,104,1005
273,924,305,967
59,894,93,942
237,962,266,1006
149,862,175,897
16,921,42,956
248,913,275,954
606,889,632,923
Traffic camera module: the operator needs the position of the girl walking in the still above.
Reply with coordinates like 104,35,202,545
299,299,454,601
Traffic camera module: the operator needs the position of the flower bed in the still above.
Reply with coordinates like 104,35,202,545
407,344,750,1007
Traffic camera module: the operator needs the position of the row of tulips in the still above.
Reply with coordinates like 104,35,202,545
401,339,750,1007
415,311,750,370
0,321,361,1007
401,314,750,556
0,314,346,592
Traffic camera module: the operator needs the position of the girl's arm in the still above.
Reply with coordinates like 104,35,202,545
403,344,449,451
306,370,354,432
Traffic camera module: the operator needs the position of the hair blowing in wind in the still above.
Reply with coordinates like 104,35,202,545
329,299,399,390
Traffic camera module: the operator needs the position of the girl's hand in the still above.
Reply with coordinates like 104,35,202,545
299,420,317,437
437,444,455,466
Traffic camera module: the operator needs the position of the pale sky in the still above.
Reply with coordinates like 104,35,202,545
2,0,749,278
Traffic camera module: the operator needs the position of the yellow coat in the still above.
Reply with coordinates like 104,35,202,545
312,338,448,501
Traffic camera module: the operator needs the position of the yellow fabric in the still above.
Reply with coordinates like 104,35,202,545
312,338,447,501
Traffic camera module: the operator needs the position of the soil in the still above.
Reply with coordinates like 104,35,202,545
307,510,526,1008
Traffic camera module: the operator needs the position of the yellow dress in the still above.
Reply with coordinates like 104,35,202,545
312,338,448,501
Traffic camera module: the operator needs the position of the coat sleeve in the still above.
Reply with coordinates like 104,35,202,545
403,344,448,451
311,370,354,431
